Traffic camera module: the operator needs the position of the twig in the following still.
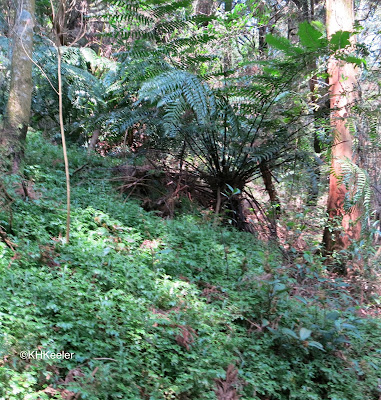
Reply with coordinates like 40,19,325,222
71,162,89,176
0,181,15,203
0,225,17,251
49,0,89,244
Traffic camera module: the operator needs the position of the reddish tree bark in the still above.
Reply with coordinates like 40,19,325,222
323,0,361,254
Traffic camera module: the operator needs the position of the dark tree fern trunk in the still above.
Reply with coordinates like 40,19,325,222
260,161,281,218
0,0,35,173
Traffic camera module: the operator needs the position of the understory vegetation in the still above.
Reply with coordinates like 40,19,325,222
0,134,380,399
1,0,381,398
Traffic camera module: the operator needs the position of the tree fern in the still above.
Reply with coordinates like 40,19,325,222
337,157,371,214
137,62,311,199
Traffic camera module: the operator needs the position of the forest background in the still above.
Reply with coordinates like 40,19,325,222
0,0,380,399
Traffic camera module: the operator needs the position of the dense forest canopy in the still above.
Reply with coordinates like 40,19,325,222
0,0,380,399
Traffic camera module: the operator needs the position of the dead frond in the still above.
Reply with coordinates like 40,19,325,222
215,364,242,400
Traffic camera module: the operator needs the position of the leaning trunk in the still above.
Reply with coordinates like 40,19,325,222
0,0,35,172
260,161,281,218
323,0,361,254
88,128,100,154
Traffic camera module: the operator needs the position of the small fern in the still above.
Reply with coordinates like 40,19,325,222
337,157,371,214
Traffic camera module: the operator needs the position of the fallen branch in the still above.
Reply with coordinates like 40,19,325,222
71,162,89,176
0,180,15,203
0,225,17,251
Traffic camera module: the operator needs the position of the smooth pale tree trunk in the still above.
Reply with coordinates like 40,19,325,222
323,0,361,254
0,0,35,173
87,128,100,154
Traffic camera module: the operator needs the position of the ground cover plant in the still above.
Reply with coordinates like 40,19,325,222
1,0,381,398
0,133,380,399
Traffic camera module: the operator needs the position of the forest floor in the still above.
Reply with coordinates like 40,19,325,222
0,132,380,400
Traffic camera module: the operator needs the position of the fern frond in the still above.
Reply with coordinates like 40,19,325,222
139,70,213,125
337,157,371,214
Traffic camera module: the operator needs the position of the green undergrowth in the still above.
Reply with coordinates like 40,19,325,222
0,132,380,400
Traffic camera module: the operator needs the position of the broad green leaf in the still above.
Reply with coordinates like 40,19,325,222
310,20,325,33
341,323,357,330
340,54,366,67
281,328,299,339
299,327,312,340
266,34,303,56
298,22,326,50
330,30,351,51
308,341,325,351
326,311,340,320
334,319,342,330
294,295,308,304
273,282,287,293
262,319,270,327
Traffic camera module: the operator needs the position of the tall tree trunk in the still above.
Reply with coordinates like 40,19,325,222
0,0,35,172
258,2,268,56
257,11,280,215
323,0,361,254
194,0,214,26
224,0,232,12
